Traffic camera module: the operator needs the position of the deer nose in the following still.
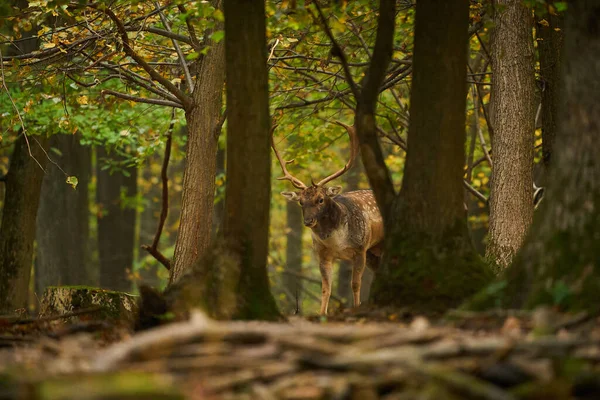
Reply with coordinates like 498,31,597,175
304,218,316,227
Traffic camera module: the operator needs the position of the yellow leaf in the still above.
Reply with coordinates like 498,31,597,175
42,42,56,49
77,95,88,105
538,19,549,27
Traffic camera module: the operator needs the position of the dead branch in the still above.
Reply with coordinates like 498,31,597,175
141,109,176,271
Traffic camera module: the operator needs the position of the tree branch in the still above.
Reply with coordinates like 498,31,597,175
124,25,194,46
153,1,195,92
310,3,359,98
141,109,176,271
93,5,193,110
355,0,398,219
101,89,184,108
463,180,488,204
177,4,200,49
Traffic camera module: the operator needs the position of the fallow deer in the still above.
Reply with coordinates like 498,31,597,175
272,122,384,315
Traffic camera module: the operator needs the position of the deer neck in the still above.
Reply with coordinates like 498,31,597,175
312,199,346,239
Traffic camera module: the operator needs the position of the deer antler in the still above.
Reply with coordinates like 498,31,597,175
316,120,359,187
270,124,308,190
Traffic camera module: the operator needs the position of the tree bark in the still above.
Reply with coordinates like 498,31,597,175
223,0,279,319
169,7,225,284
284,201,303,313
371,0,491,311
486,0,536,271
536,11,563,170
96,147,137,292
35,134,93,295
0,135,49,312
468,1,600,312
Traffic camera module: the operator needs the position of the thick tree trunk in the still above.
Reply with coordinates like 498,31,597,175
223,0,279,319
96,147,137,292
283,201,303,313
35,135,93,295
372,0,491,311
0,135,50,312
469,1,600,312
537,12,563,170
486,0,536,271
169,14,225,284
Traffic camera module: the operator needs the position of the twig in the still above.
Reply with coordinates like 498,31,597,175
0,48,44,171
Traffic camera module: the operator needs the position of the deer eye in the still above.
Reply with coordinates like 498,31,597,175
319,198,324,204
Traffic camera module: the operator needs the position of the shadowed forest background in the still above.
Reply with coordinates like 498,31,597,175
1,0,600,398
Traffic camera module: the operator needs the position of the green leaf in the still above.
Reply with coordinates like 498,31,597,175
210,30,224,43
186,51,200,60
66,176,78,190
554,2,567,12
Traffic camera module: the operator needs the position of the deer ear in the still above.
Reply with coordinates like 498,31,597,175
326,186,342,197
281,191,300,202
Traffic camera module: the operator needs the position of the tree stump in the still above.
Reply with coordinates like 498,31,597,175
39,286,138,325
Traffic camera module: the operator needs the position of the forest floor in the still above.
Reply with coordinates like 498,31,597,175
1,305,599,400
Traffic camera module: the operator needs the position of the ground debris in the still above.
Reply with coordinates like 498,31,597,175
0,309,599,399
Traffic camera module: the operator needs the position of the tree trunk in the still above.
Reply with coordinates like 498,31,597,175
169,11,225,284
223,0,279,319
486,0,536,271
537,12,563,170
35,134,93,296
96,147,137,292
468,1,600,312
283,201,303,313
0,135,49,312
371,0,491,311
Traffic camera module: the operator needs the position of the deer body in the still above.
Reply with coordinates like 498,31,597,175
272,121,384,315
309,190,383,314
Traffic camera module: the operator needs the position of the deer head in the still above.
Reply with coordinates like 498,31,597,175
271,121,358,227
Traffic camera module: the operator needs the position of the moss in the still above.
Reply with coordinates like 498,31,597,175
39,372,181,400
372,224,493,313
464,215,600,313
164,238,281,322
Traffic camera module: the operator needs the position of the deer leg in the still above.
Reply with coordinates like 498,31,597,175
318,257,334,315
351,252,367,308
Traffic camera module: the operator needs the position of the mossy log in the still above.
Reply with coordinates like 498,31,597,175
39,286,137,325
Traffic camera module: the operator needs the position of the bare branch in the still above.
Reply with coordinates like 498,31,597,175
463,180,488,204
102,89,184,108
141,109,175,271
153,1,195,92
124,25,194,46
